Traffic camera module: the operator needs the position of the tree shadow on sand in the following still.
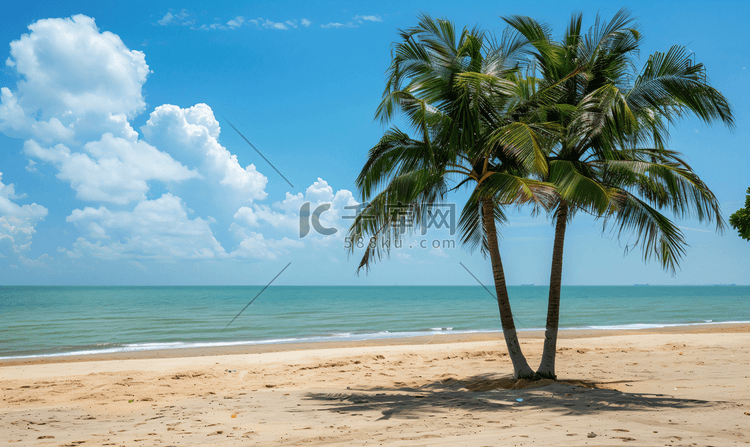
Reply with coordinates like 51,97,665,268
304,373,723,421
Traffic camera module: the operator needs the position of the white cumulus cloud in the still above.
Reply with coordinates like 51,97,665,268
65,194,225,260
227,225,303,260
23,135,199,205
141,104,268,202
0,172,48,256
1,14,356,266
246,178,357,238
233,206,259,227
0,15,149,144
64,192,304,261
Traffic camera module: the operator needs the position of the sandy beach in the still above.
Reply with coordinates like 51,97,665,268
2,324,749,446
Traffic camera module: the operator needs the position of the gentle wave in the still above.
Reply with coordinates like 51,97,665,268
0,328,487,360
573,320,750,331
3,320,749,360
4,285,748,360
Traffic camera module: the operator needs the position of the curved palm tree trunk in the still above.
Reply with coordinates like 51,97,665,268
537,202,568,379
481,198,535,379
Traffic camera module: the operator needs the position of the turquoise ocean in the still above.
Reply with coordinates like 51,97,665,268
1,286,748,359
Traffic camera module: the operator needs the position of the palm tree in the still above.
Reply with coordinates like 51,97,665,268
502,10,734,379
347,15,554,379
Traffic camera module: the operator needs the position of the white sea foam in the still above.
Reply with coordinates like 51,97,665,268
567,320,750,331
3,320,748,360
0,328,493,360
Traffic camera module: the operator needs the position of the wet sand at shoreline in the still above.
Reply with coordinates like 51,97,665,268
2,324,749,445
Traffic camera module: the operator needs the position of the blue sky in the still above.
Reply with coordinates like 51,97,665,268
1,0,748,286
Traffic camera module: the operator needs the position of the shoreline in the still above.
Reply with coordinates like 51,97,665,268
3,324,749,445
3,321,748,367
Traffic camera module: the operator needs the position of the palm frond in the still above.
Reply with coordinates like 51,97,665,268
626,45,734,128
604,191,687,273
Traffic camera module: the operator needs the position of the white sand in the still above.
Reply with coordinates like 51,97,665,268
2,325,749,445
